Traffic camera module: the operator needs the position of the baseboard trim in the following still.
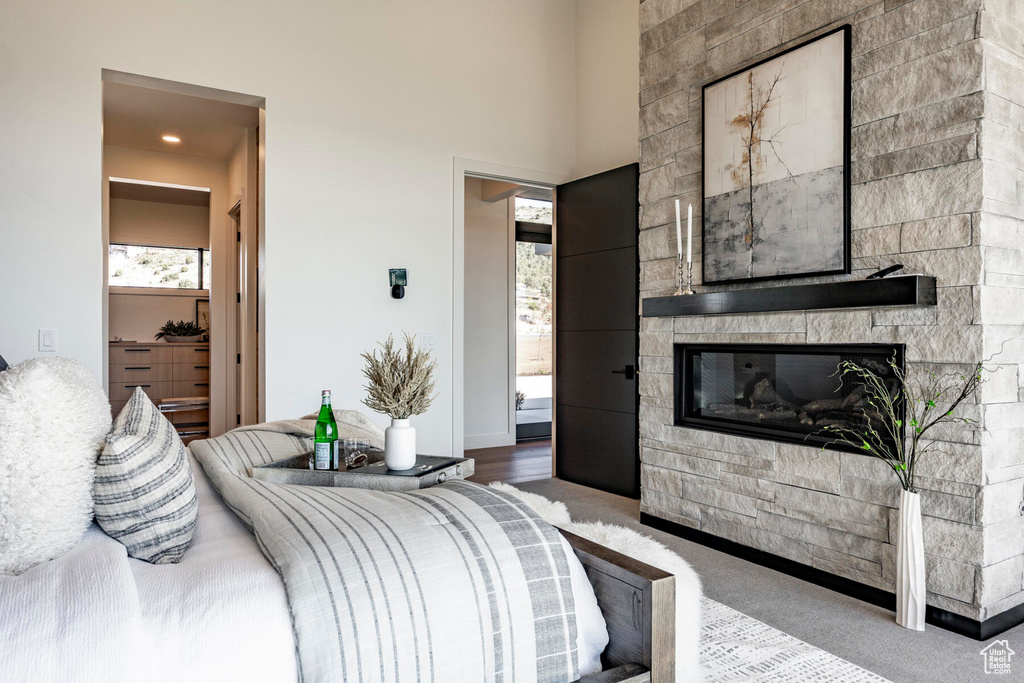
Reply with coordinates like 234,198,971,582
639,512,1024,641
463,433,515,450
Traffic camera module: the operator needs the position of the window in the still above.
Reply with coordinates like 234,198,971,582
108,243,209,289
514,197,552,224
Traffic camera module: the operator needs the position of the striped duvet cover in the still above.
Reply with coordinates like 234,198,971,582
191,429,581,683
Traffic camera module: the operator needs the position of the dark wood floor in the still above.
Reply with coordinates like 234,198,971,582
466,439,553,485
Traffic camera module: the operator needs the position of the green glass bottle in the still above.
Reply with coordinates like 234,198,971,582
314,390,339,470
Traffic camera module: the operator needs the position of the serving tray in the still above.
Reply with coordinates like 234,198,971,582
252,452,475,491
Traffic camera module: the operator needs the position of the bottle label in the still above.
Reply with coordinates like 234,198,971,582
314,442,331,470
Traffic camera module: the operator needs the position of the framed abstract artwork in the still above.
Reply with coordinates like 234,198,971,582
702,25,850,285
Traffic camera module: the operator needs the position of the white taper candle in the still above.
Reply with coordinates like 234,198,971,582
687,203,693,264
674,199,682,258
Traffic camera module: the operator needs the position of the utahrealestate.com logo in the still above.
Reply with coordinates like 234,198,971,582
980,640,1015,675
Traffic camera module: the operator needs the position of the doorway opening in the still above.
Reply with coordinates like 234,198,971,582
459,168,557,486
457,162,640,496
101,71,265,440
513,195,553,441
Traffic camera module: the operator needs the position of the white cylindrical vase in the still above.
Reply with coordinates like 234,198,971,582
896,489,926,631
384,418,416,470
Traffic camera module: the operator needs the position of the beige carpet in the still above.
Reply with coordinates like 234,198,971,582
516,477,1024,683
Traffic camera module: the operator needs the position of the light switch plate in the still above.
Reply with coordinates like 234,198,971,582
38,329,57,352
420,332,436,350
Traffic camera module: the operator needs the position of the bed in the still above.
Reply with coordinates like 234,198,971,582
1,434,687,683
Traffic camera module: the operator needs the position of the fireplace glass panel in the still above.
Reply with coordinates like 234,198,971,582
677,344,904,452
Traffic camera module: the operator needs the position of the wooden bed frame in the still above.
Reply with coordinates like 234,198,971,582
562,530,676,683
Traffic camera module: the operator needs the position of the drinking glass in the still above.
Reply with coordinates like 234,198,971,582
342,439,370,469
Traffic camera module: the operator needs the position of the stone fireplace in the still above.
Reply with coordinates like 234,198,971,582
637,0,1024,636
676,343,904,453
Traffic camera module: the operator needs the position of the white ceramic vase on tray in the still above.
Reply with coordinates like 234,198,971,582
384,418,416,470
896,489,926,630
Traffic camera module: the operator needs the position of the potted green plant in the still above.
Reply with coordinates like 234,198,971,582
155,320,206,343
818,356,983,631
360,333,437,470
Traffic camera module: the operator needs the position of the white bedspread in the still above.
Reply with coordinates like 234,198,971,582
0,453,297,682
191,428,592,683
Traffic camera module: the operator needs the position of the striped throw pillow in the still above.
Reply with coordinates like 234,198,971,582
95,387,198,563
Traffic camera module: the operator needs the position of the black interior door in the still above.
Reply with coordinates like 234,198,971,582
555,164,639,498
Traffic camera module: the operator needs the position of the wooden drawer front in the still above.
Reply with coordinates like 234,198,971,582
110,400,127,419
173,345,210,364
173,380,210,398
110,345,173,365
165,408,209,426
173,363,210,382
178,429,210,445
110,381,175,403
110,364,173,384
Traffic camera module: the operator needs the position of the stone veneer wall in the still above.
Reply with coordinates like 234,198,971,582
637,0,1024,622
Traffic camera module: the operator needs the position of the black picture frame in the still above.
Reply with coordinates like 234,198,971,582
700,24,852,286
195,298,210,335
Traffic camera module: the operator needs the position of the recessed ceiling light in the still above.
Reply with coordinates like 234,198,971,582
162,135,181,143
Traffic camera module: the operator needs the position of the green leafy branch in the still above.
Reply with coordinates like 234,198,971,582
817,354,983,493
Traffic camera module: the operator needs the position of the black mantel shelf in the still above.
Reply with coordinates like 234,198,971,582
642,274,937,317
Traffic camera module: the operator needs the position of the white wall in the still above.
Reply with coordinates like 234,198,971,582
102,146,234,436
0,0,641,455
463,177,513,449
0,0,579,456
574,0,640,179
108,292,204,342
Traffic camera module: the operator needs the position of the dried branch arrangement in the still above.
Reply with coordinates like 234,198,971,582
360,333,437,420
818,356,983,492
725,67,790,279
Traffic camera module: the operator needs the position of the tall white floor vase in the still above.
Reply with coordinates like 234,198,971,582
896,489,926,630
384,418,416,470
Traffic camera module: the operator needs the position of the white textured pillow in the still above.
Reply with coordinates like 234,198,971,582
94,387,198,563
0,358,112,575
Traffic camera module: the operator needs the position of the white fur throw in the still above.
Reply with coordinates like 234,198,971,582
489,482,704,683
0,359,112,574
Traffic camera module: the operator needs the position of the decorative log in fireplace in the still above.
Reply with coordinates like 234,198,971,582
674,343,905,453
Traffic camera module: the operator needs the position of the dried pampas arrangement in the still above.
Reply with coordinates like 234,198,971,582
360,332,438,419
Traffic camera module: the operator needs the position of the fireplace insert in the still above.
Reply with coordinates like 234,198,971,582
674,343,905,453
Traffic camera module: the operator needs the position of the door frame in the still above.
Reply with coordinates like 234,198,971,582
100,70,267,430
452,158,564,458
230,128,261,427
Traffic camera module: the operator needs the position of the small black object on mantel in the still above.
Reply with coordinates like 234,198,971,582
867,264,904,279
0,353,8,372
